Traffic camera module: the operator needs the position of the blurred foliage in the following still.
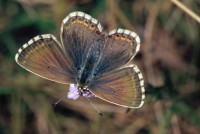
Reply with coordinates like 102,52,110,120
0,0,200,134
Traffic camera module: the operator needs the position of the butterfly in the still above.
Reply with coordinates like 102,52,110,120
15,11,145,108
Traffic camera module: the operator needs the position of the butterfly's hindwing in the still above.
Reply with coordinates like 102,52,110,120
89,65,145,108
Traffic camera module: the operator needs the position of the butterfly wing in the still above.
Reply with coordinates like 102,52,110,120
94,28,141,75
60,12,141,84
89,65,145,108
60,11,104,79
15,34,75,84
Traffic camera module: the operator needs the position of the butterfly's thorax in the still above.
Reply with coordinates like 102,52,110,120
78,37,105,85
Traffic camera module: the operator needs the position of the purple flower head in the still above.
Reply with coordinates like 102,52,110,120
67,84,95,100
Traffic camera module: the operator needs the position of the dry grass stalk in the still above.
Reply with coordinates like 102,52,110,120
171,0,200,23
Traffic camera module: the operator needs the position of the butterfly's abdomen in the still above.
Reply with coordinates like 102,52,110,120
79,55,96,84
79,39,105,85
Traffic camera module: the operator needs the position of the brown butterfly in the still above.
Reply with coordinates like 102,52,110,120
15,11,145,108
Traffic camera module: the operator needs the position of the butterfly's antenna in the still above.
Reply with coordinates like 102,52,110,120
86,97,105,118
51,95,66,107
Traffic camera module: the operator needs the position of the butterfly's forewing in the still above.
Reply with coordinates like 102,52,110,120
90,65,145,108
15,34,75,84
60,11,104,79
94,29,141,75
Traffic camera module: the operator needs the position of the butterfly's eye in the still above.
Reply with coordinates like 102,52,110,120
83,87,87,90
78,86,82,91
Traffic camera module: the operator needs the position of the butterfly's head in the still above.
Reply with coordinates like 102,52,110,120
77,84,95,98
78,85,88,95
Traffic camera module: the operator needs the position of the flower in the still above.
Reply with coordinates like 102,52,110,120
67,84,95,100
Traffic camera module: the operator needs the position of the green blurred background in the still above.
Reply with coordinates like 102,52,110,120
0,0,200,134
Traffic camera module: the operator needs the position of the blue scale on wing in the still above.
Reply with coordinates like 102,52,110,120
79,38,105,84
93,36,135,76
61,21,102,82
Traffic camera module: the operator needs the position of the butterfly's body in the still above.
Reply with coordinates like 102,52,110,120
15,11,145,108
77,37,105,86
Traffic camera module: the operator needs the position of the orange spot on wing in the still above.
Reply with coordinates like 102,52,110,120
120,37,126,41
